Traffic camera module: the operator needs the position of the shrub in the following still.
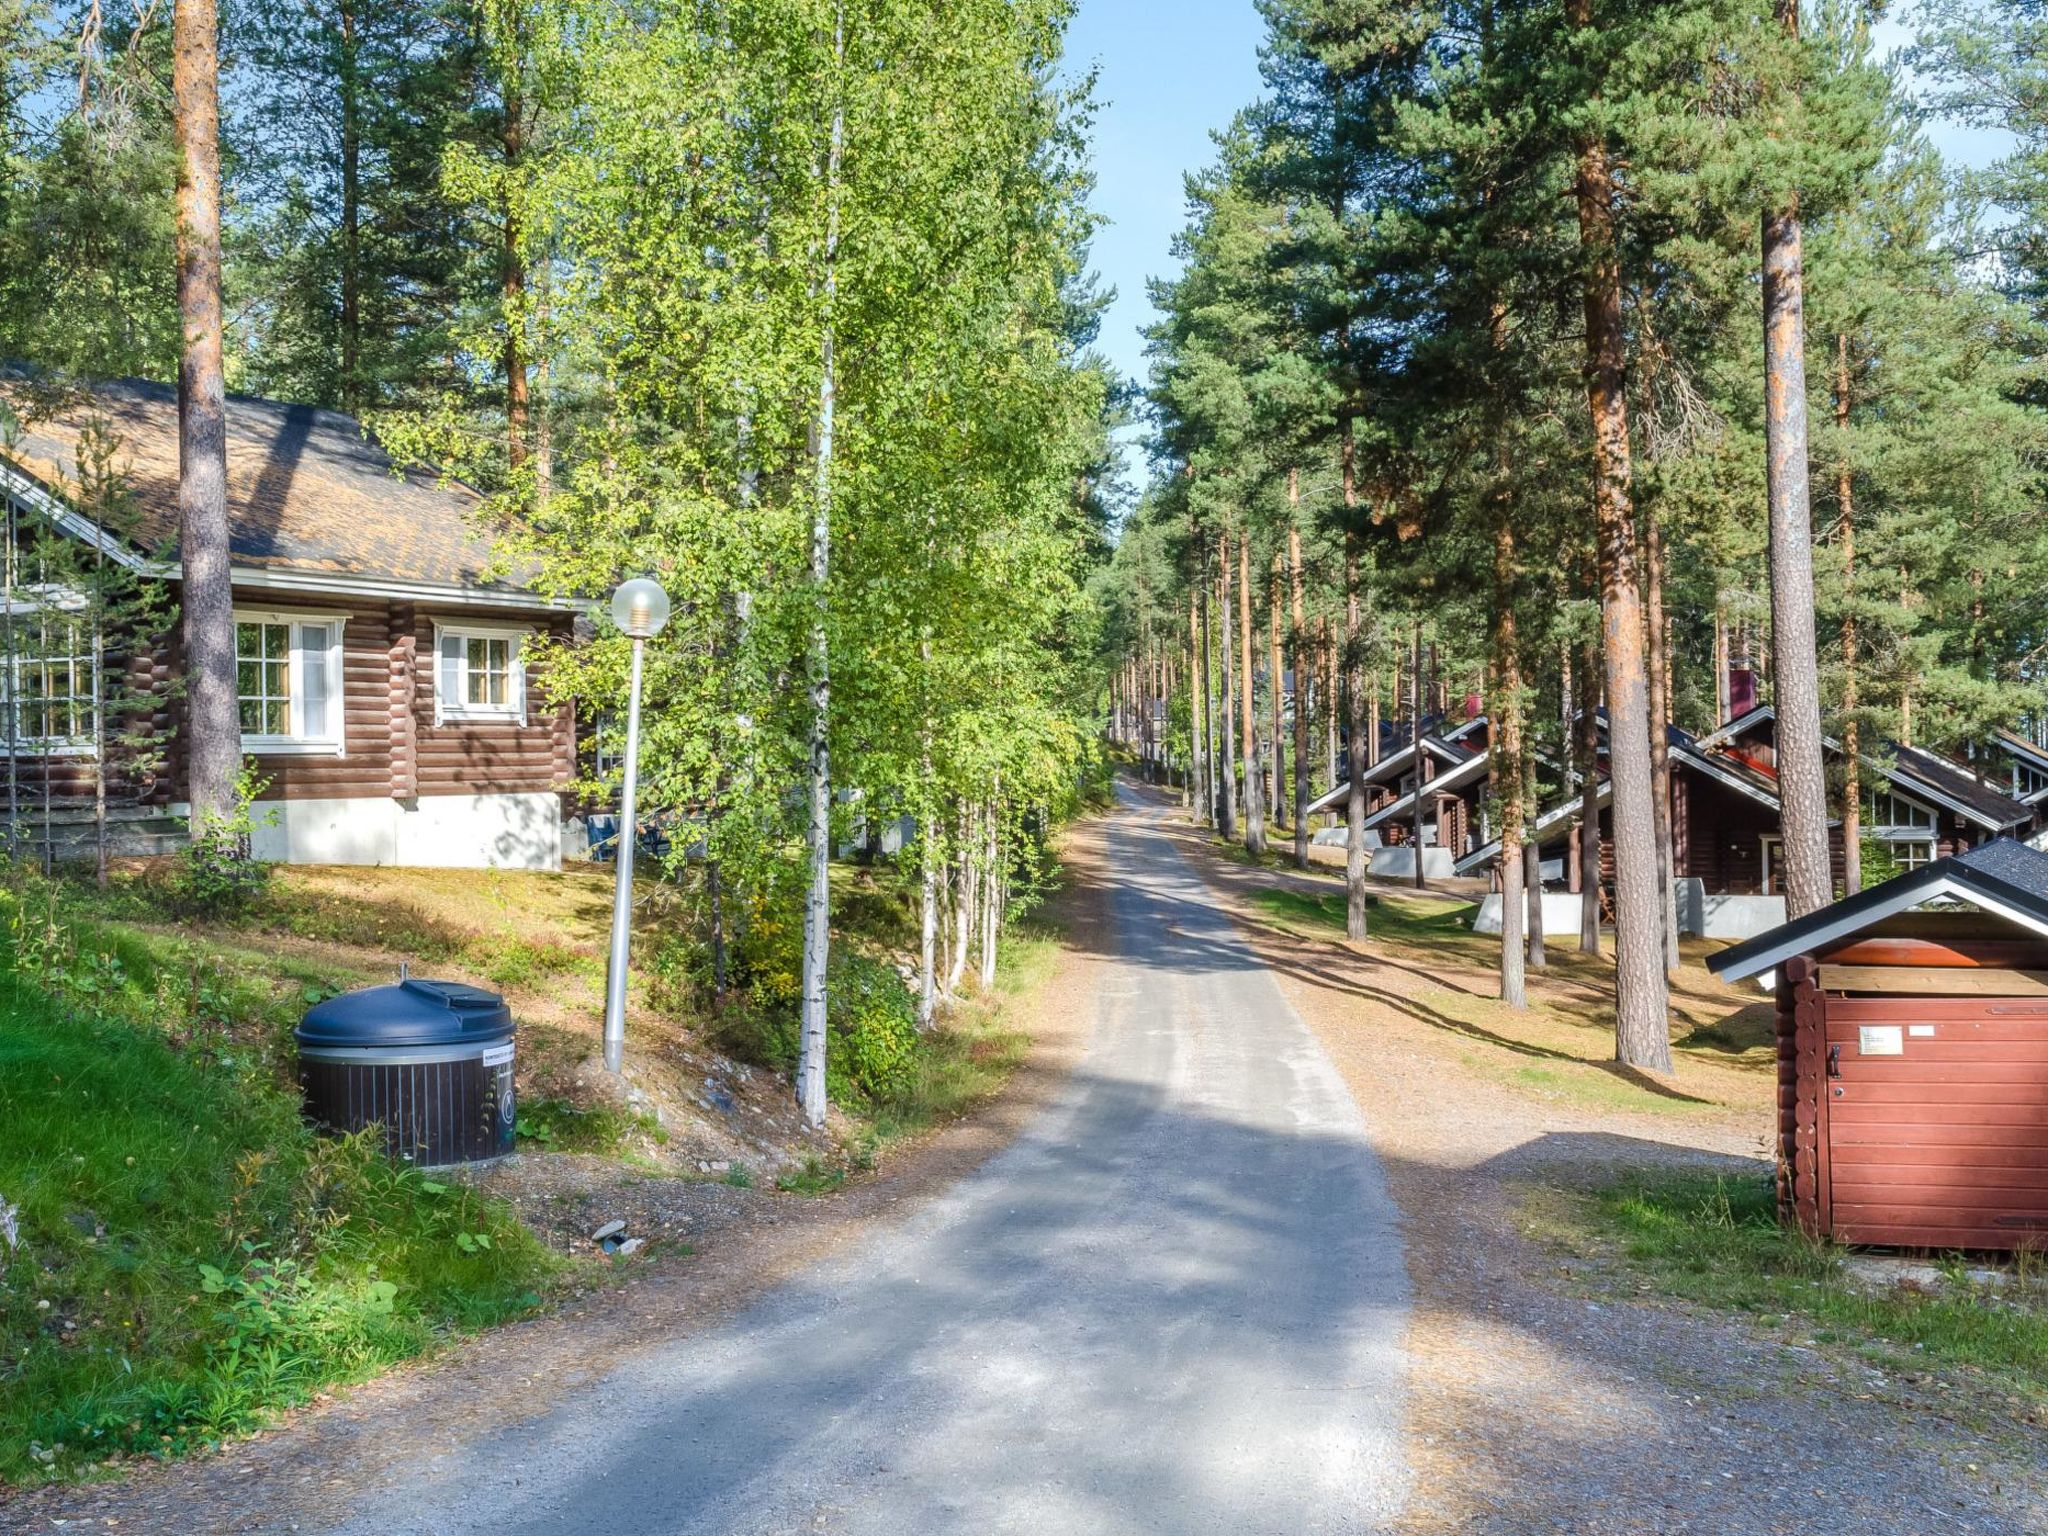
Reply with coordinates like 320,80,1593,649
827,952,919,1107
175,765,276,917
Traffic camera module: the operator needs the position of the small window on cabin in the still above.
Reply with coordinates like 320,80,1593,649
3,613,95,752
1865,787,1935,831
436,627,525,724
235,615,343,750
1894,839,1935,872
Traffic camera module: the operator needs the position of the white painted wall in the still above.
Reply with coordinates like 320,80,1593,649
1472,892,1591,937
1369,846,1455,880
249,792,562,871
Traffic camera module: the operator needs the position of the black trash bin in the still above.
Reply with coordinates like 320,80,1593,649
296,979,516,1165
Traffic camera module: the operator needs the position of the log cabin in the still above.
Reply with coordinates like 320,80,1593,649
1456,703,2037,937
0,378,580,869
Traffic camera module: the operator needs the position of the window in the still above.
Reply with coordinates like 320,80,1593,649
1893,839,1935,873
1865,787,1935,831
434,624,526,723
235,613,344,753
3,612,95,752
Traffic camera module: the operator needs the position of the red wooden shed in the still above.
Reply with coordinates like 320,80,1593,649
1709,838,2048,1251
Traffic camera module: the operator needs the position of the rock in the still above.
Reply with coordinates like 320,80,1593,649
615,1237,645,1257
588,1219,626,1244
702,1083,738,1115
0,1193,17,1252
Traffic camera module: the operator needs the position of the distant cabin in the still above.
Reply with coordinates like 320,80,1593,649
0,378,579,870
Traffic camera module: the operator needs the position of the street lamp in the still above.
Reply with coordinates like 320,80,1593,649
603,578,671,1074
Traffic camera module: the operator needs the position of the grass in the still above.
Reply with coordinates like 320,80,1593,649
515,1097,663,1156
0,874,558,1486
1248,884,1482,949
1557,1171,2048,1400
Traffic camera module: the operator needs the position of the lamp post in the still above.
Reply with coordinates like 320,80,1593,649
603,577,671,1075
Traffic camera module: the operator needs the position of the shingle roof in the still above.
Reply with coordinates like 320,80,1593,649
1708,836,2048,981
1889,743,2034,832
2,376,537,593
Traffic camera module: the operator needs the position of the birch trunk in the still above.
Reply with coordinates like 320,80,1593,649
796,19,845,1130
978,792,999,992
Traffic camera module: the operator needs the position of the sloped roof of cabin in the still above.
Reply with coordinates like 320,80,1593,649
1708,836,2048,981
1888,743,2034,832
1,376,538,594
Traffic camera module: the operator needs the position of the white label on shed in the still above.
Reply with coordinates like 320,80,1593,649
1859,1025,1904,1056
482,1044,514,1068
1909,1024,1937,1038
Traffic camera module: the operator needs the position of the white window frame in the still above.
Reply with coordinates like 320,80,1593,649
235,608,347,757
2,588,97,757
1865,786,1938,835
432,620,528,726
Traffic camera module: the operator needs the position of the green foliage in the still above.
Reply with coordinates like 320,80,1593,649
515,1096,657,1155
175,766,277,918
0,869,556,1483
1578,1173,2048,1398
826,952,920,1108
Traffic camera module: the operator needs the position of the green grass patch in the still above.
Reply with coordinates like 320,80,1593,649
1566,1171,2048,1398
515,1096,661,1156
1248,885,1479,947
0,876,559,1485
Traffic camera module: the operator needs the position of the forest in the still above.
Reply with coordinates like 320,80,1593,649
1101,0,2048,1067
0,0,1121,1123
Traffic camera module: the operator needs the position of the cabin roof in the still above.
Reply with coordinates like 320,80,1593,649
1,376,544,598
1707,837,2048,982
1888,743,2035,832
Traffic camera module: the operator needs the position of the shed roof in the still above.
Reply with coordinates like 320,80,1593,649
1889,744,2035,832
1707,837,2048,982
1,376,542,598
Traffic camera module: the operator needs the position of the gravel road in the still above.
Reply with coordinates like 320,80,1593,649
312,791,1411,1535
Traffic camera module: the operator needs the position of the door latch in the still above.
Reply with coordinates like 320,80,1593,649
1827,1044,1842,1078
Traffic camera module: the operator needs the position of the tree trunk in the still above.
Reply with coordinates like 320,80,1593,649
1219,536,1238,840
1410,624,1426,890
1187,593,1202,812
1323,615,1339,794
1762,0,1830,920
1578,641,1603,956
1345,538,1370,940
1493,593,1527,1007
1836,332,1861,896
1289,523,1310,868
1645,506,1679,971
1565,36,1670,1068
979,791,1000,992
1269,554,1286,833
1238,532,1265,856
947,810,973,996
796,31,844,1131
501,72,529,475
174,0,239,847
1199,549,1217,826
338,0,361,415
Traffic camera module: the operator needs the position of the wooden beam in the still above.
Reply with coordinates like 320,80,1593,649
1819,963,2048,996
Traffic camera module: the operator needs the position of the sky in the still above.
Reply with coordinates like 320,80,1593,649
1062,1,2013,416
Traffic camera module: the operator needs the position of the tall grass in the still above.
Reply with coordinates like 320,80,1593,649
1583,1173,2048,1397
0,876,556,1484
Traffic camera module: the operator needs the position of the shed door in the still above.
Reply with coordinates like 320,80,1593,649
1825,994,2048,1249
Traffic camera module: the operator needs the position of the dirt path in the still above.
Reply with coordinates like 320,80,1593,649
1140,783,2048,1536
0,819,1119,1535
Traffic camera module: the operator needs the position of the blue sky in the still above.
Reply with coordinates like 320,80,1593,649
1063,2,2011,405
